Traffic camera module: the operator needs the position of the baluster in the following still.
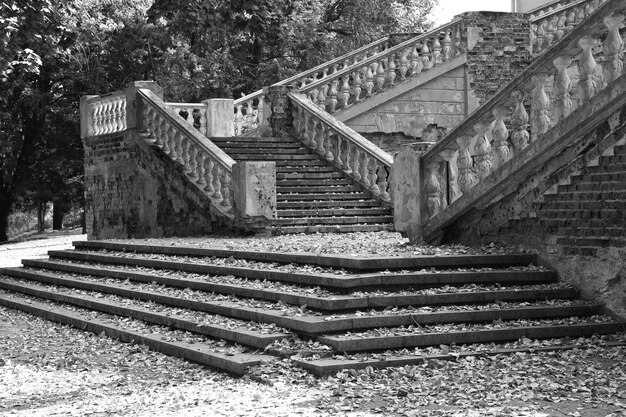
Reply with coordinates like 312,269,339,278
315,121,325,154
440,150,461,203
535,21,547,52
234,105,245,136
317,85,328,110
603,14,625,83
198,108,207,136
187,143,198,181
421,41,432,70
410,46,422,75
352,70,362,102
555,13,567,41
530,73,551,142
328,80,338,113
220,172,232,211
308,88,319,106
454,24,463,56
575,5,585,25
332,133,341,166
341,140,352,174
340,76,351,109
510,90,530,153
204,158,215,195
566,9,576,33
546,15,558,46
322,126,334,161
141,104,152,137
153,116,164,147
387,54,397,86
212,165,223,202
375,60,386,91
245,101,255,132
399,49,410,80
112,99,122,132
455,135,476,194
306,114,317,148
90,104,99,135
351,146,361,181
331,63,339,74
553,55,573,124
257,98,264,129
364,64,375,97
180,136,192,174
442,31,452,62
426,160,443,218
174,131,185,165
473,121,492,181
491,107,510,170
102,100,111,134
577,36,597,105
367,158,380,195
162,125,173,155
432,35,442,65
195,152,206,187
360,153,370,188
377,165,391,202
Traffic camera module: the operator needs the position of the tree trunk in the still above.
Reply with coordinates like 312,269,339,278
52,201,67,230
37,200,47,233
0,193,11,242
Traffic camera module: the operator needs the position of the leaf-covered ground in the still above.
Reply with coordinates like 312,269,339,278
1,305,625,417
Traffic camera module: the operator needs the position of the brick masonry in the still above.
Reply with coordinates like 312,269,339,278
83,131,232,239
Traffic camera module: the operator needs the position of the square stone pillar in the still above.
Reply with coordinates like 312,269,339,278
203,98,235,137
392,145,423,243
233,161,277,222
264,85,295,137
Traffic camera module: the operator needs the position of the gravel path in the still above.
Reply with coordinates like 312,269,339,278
0,230,86,268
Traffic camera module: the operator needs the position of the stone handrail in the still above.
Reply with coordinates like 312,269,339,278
289,92,393,203
81,91,127,137
137,89,236,216
530,0,607,54
420,0,625,239
298,19,464,116
232,37,391,135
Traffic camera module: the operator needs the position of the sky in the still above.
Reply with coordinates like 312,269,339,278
431,0,512,25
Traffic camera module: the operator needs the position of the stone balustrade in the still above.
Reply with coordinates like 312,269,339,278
298,19,464,117
80,91,127,137
530,0,607,55
289,92,394,203
138,89,236,216
420,0,625,234
167,103,208,136
232,37,391,135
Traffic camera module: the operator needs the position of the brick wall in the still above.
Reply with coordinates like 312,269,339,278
83,131,231,239
462,11,532,106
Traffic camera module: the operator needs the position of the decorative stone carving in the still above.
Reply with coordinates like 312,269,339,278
577,35,598,105
473,121,492,181
491,106,510,169
553,55,573,123
603,14,625,83
426,160,443,218
530,73,551,142
455,135,476,194
510,90,530,152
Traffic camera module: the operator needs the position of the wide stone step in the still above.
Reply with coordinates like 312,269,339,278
569,172,626,183
229,154,321,161
276,185,361,193
275,159,328,167
0,275,288,349
18,260,571,311
543,190,626,202
72,241,541,270
277,208,390,218
276,192,371,201
276,172,345,180
555,226,625,238
215,142,303,149
210,136,295,144
276,166,336,174
556,236,626,248
224,148,313,156
46,250,550,288
557,180,626,193
585,163,626,174
276,215,393,226
316,319,622,351
0,289,270,375
276,178,354,187
0,269,597,336
538,200,625,210
536,208,625,219
277,200,382,209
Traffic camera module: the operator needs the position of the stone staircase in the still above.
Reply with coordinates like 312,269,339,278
210,136,394,233
0,240,623,375
501,144,626,255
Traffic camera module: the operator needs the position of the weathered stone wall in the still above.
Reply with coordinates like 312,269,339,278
346,66,466,140
462,11,532,106
83,131,230,239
